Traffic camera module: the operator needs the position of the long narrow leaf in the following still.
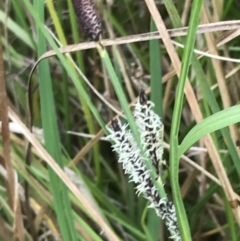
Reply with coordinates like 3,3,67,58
168,0,204,240
33,1,78,240
179,105,240,157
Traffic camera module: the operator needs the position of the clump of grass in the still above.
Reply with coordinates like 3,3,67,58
1,0,240,241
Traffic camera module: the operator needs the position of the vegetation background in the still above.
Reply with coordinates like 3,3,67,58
0,0,240,240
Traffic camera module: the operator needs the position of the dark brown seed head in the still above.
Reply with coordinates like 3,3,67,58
72,0,102,41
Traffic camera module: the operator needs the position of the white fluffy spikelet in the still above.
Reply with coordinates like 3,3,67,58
107,91,181,241
107,120,149,185
134,90,166,175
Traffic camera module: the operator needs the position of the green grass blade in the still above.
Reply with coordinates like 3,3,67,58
148,18,161,241
150,18,162,117
169,0,204,240
179,105,240,156
223,191,237,241
0,10,34,49
46,0,101,182
97,45,141,144
33,1,78,240
45,0,72,153
67,0,85,71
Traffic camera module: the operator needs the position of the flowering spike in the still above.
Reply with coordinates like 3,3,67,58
107,92,181,240
134,90,165,176
72,0,102,41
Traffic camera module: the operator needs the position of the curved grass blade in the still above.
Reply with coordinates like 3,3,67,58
179,105,240,157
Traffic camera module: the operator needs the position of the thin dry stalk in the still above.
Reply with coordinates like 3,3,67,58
202,6,239,141
104,17,135,101
181,0,192,26
212,0,224,23
180,169,198,199
0,217,13,241
163,0,192,115
68,129,104,168
33,20,240,63
0,30,25,240
0,32,14,210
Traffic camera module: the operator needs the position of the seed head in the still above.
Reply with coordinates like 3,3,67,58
72,0,102,41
